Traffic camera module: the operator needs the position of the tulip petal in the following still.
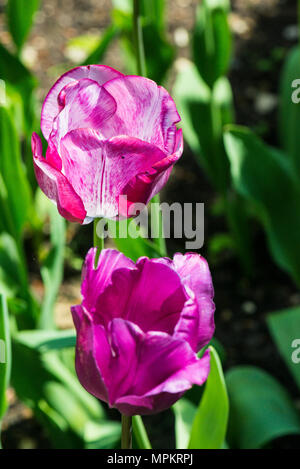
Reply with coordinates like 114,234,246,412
116,349,211,416
41,65,123,140
81,248,135,313
122,129,183,216
102,75,181,153
49,79,117,153
60,129,168,219
95,257,187,334
71,305,110,402
32,133,86,223
173,253,215,350
101,319,210,415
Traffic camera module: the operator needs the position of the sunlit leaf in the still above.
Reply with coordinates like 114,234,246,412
188,347,229,449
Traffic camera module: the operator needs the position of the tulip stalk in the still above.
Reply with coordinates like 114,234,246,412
121,415,132,449
93,218,104,267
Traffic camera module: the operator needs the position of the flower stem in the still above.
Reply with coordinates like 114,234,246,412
93,218,104,267
151,194,167,257
121,415,132,449
133,0,147,77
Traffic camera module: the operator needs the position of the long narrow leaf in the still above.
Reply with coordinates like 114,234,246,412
188,347,229,449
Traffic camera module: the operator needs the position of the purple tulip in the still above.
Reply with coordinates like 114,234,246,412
71,248,215,416
32,65,183,224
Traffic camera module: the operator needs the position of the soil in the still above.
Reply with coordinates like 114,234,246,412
1,0,300,450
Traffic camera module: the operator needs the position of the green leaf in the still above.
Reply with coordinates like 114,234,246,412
109,218,163,261
173,62,231,192
11,332,105,448
0,233,24,298
0,43,37,136
224,125,300,286
193,0,232,88
279,45,300,174
188,347,229,449
0,106,32,238
267,306,300,390
39,204,66,329
132,415,152,449
84,421,121,449
6,0,40,51
173,398,197,449
0,296,11,421
13,329,76,353
142,0,165,32
226,366,300,449
82,25,119,65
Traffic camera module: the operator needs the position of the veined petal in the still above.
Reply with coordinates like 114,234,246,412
49,78,117,153
32,133,86,223
122,129,183,216
102,75,181,153
60,129,167,219
41,64,123,140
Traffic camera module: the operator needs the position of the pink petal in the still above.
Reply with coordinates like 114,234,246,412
32,133,86,223
60,129,167,219
49,78,117,153
122,129,183,216
41,65,123,140
102,75,181,153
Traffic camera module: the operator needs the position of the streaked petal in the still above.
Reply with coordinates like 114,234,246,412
60,129,167,219
122,129,183,216
32,133,86,223
41,64,123,140
102,75,181,153
50,79,116,153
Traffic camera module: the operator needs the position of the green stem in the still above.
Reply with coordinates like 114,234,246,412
151,194,167,256
121,415,132,449
93,218,104,267
132,415,152,449
133,0,147,76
